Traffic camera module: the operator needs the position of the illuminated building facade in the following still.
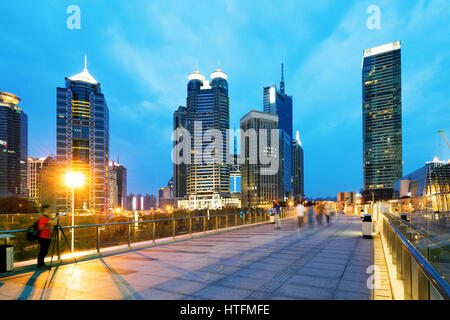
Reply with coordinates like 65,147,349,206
0,91,28,197
292,130,304,201
362,41,402,201
173,106,187,198
394,158,449,212
184,68,231,210
56,58,109,212
27,156,50,206
240,110,279,209
108,160,127,210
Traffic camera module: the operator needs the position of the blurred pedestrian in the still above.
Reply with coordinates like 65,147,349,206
295,202,305,228
307,202,315,227
273,201,281,229
316,202,324,225
324,203,332,226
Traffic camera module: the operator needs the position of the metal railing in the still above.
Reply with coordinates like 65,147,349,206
0,208,295,267
381,212,450,300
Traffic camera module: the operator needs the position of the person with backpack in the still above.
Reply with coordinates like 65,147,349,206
36,206,55,269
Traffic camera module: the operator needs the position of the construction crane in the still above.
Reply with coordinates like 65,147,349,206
438,130,450,149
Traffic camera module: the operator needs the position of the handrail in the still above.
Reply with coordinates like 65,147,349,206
0,210,278,235
385,212,450,253
383,214,450,300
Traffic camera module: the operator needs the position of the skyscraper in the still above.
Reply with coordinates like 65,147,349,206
0,91,28,197
184,68,230,209
263,63,293,200
240,110,279,209
56,58,110,212
292,130,304,201
27,156,49,206
362,41,402,201
108,160,127,210
173,106,187,198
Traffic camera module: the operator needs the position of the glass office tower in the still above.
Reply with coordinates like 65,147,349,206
362,41,402,201
56,60,109,212
240,110,279,209
0,91,28,197
185,69,230,209
292,130,304,201
263,63,293,200
173,106,187,198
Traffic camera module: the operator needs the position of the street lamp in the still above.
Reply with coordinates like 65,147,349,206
65,171,85,253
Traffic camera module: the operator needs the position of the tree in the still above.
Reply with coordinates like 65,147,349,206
0,196,38,213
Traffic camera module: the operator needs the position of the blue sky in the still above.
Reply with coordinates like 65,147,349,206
0,0,449,198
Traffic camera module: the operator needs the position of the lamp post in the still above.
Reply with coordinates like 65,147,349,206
65,171,85,253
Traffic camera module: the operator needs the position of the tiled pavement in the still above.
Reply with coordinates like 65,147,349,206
0,214,393,300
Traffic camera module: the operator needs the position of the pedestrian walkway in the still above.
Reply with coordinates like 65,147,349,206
0,214,392,300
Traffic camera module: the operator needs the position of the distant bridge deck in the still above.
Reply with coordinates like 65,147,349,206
0,214,392,300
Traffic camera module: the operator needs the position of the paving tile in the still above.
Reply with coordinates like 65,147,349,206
288,274,340,289
297,267,344,279
334,290,372,300
275,283,334,299
302,262,347,273
139,288,187,300
191,285,253,300
216,275,268,291
155,279,207,295
337,279,371,294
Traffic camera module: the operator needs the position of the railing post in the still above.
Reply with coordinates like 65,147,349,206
235,213,237,227
173,218,176,239
152,221,155,244
203,217,206,234
189,216,192,237
226,215,228,229
215,215,218,231
96,226,100,253
127,223,131,248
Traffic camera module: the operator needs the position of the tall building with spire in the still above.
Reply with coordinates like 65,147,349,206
56,57,109,212
263,63,293,200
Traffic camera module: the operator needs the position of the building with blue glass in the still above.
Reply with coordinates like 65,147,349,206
182,68,234,210
263,63,293,200
56,59,109,212
293,130,304,201
173,105,187,198
394,158,449,212
0,91,28,197
362,41,403,202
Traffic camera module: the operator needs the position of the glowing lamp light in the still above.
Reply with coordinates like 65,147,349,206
287,201,294,207
65,171,85,188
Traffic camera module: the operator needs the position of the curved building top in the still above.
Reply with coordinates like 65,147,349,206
188,69,205,82
0,91,21,105
210,68,227,80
